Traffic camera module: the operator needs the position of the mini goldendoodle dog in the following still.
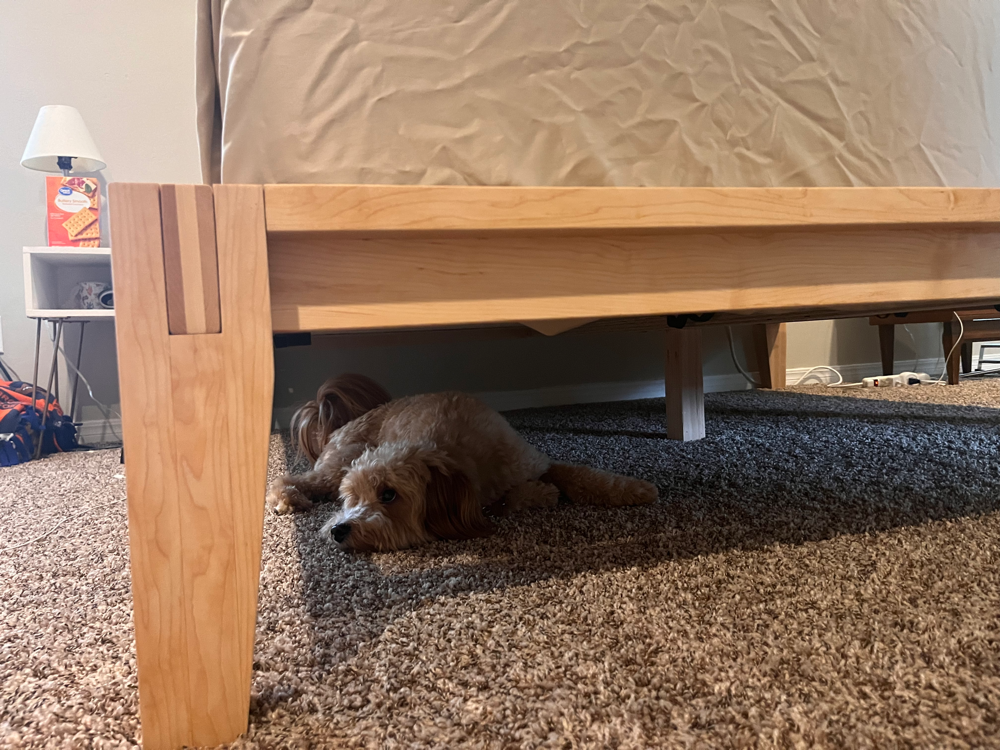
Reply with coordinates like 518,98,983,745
267,374,657,552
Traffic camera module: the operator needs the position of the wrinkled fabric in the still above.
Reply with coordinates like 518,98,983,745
197,0,1000,187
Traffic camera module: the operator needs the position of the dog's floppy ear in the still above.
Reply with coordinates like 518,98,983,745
422,452,492,540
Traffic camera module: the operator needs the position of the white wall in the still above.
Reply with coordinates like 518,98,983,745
0,3,955,438
0,1,202,438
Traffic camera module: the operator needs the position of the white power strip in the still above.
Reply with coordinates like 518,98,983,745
862,371,932,388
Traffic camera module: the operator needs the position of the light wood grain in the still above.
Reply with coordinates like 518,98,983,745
752,323,787,389
212,184,274,729
161,184,221,334
110,183,272,749
665,328,705,441
264,185,1000,234
268,227,1000,333
961,320,1000,339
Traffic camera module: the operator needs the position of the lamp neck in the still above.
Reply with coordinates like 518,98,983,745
56,155,73,175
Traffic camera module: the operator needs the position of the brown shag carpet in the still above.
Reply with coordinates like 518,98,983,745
2,382,1000,748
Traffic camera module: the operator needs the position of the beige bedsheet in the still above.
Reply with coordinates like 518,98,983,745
197,1,1000,188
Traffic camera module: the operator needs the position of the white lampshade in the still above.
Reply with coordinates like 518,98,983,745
20,105,106,173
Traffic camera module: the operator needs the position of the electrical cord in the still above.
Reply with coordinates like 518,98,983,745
721,313,966,391
726,326,761,387
931,312,964,386
792,365,851,387
726,326,860,388
55,339,122,443
792,314,964,388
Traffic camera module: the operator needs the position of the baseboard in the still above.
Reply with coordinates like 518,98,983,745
75,417,122,446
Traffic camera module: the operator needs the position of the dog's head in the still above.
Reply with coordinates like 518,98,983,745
320,443,492,552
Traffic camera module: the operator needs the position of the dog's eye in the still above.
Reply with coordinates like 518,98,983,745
380,488,397,504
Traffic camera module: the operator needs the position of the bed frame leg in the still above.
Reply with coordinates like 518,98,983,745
110,183,273,749
665,327,705,441
752,323,787,389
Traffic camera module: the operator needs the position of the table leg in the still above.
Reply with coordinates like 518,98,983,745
961,341,973,374
878,325,895,375
35,320,63,459
69,320,86,422
30,318,41,412
752,322,787,389
942,321,961,385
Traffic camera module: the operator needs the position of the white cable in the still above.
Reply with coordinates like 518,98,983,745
726,326,761,387
727,327,860,389
0,498,123,553
932,312,964,386
55,339,122,443
793,365,845,386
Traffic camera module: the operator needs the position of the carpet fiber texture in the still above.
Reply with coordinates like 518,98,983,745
1,382,999,748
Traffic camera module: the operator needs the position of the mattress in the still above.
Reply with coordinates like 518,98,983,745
197,0,1000,188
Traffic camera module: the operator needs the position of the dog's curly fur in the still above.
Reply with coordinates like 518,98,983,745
268,374,658,551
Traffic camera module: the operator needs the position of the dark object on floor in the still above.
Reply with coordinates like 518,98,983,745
0,381,77,466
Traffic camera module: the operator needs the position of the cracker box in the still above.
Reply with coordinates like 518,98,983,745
46,176,101,247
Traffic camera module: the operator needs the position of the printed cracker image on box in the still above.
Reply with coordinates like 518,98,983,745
46,176,101,247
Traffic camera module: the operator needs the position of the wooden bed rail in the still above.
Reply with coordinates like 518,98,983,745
263,185,1000,234
263,186,1000,334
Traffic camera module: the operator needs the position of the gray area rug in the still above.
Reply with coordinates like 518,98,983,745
1,382,999,748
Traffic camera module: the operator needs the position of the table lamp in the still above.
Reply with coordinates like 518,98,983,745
21,105,105,175
21,106,106,248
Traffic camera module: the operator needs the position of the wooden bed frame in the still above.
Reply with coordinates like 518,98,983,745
108,184,1000,748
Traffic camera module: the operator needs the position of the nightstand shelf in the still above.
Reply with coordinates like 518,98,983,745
23,246,114,320
22,246,115,440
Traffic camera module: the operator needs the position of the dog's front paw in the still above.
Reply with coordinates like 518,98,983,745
266,480,313,514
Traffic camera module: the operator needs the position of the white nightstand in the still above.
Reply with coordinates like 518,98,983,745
23,246,114,320
22,246,115,451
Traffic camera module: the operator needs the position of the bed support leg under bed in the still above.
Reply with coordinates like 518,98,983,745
665,327,705,441
109,183,274,749
664,322,787,441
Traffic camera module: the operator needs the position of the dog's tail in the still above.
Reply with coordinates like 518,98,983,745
543,463,658,507
291,374,391,463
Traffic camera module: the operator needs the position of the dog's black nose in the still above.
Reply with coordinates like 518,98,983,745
332,523,351,543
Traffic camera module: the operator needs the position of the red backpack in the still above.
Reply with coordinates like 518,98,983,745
0,381,78,466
